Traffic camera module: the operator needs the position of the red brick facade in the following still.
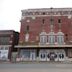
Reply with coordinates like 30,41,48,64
19,8,72,45
14,8,72,62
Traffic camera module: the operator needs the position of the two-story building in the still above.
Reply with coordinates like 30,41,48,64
0,30,19,61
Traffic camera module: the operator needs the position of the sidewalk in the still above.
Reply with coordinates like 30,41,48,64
0,60,72,64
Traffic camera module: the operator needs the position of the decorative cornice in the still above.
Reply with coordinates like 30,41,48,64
22,8,72,12
22,8,72,18
21,8,72,20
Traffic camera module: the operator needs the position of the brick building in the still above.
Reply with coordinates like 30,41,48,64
0,30,19,61
15,8,72,61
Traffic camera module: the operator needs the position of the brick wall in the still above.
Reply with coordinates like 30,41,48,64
19,13,72,44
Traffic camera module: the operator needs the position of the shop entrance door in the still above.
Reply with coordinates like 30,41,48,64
30,52,36,61
49,52,55,61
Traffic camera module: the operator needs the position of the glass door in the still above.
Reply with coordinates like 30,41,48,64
30,52,36,61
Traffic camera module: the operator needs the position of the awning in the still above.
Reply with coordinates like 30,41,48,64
0,45,11,47
15,45,72,48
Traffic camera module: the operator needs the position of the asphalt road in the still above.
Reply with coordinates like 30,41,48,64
0,63,72,72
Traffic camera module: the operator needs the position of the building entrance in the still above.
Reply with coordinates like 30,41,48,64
30,52,36,61
39,49,65,61
49,52,56,61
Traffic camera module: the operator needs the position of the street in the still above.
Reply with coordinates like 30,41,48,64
0,63,72,72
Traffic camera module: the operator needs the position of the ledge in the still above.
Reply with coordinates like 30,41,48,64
15,45,72,48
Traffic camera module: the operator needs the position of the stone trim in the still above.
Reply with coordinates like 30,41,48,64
21,8,72,17
22,8,72,12
15,45,72,48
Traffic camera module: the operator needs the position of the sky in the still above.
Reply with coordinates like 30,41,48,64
0,0,72,32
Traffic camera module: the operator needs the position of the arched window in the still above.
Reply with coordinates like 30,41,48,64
57,31,64,44
48,32,55,44
40,31,47,44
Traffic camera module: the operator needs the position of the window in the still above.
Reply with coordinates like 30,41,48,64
58,19,61,23
40,32,47,44
40,35,47,44
35,12,39,15
5,47,9,50
63,11,68,15
20,49,30,59
26,25,29,32
48,35,55,44
57,32,64,44
25,33,29,42
0,37,10,45
43,12,45,15
48,32,55,44
50,18,54,22
42,19,45,24
0,47,4,50
57,35,64,44
65,34,68,41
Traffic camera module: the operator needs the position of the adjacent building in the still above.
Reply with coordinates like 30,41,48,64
0,30,19,61
15,8,72,61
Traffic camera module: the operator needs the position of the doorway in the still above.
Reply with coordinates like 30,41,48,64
49,52,55,61
30,51,36,61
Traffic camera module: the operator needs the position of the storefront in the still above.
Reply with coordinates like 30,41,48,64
15,45,72,62
0,45,10,61
39,49,65,61
19,49,36,61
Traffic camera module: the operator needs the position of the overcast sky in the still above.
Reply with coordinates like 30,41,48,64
0,0,72,32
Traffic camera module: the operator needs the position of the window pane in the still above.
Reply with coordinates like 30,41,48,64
57,35,64,44
26,25,29,32
48,35,55,44
58,19,61,23
3,47,8,50
40,35,47,44
0,37,10,45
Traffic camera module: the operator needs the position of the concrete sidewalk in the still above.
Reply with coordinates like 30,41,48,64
0,61,72,64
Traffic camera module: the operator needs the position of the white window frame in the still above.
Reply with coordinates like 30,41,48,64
57,35,64,45
40,35,47,44
48,34,55,45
